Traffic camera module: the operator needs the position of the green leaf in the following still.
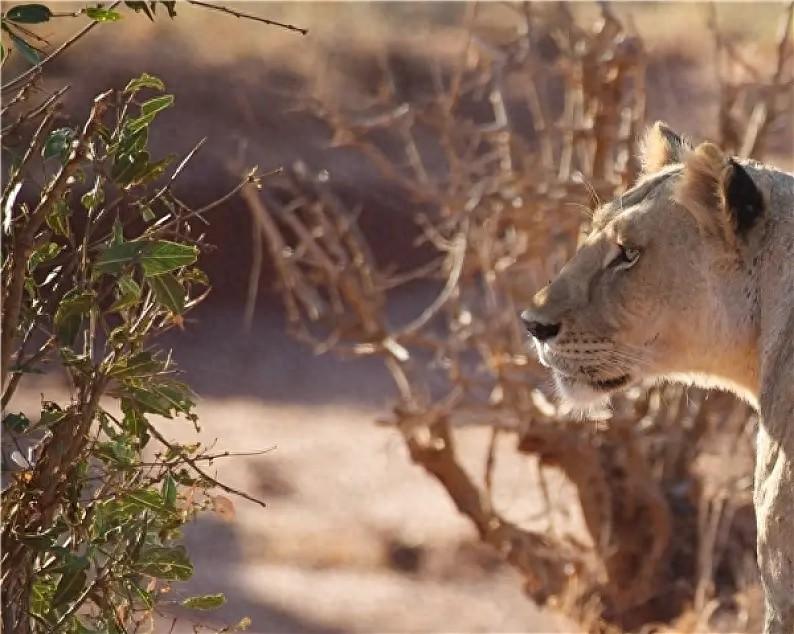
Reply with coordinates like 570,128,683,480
85,7,122,21
120,384,174,418
122,95,173,136
140,94,174,117
125,489,166,512
42,127,75,161
125,114,156,136
30,579,55,618
28,242,62,273
139,205,155,221
110,215,124,245
127,581,154,609
119,380,195,419
123,72,164,94
51,564,88,608
182,267,210,286
126,154,173,187
108,351,163,379
94,241,148,275
81,177,104,212
5,4,52,23
118,273,142,297
58,348,92,374
46,199,72,238
111,126,148,183
121,399,149,444
148,273,185,314
162,474,177,510
136,545,193,580
108,274,141,312
3,412,30,432
140,241,198,276
181,594,226,610
8,31,40,65
96,439,136,465
39,401,67,427
54,289,95,345
95,240,196,278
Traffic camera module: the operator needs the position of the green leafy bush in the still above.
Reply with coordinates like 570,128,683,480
0,4,285,631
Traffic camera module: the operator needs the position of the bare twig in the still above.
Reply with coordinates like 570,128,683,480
143,419,268,509
186,0,307,35
1,3,121,92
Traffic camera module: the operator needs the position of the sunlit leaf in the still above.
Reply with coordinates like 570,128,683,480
111,215,124,245
162,474,177,510
108,351,163,379
108,275,141,312
81,177,104,212
121,399,149,444
30,579,55,618
181,593,226,610
140,241,198,277
85,7,122,21
96,439,136,465
148,272,185,314
94,241,148,275
46,199,72,238
39,401,67,427
123,72,164,94
28,242,62,273
54,289,95,345
136,545,193,580
140,95,174,117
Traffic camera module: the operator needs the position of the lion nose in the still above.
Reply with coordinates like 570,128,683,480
520,311,561,342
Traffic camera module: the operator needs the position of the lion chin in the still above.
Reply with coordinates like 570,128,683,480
552,372,631,412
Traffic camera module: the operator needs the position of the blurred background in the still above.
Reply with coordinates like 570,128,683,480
6,2,793,632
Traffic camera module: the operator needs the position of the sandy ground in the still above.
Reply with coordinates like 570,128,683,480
8,306,575,634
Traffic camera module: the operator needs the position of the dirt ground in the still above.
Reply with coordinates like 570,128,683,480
10,304,575,633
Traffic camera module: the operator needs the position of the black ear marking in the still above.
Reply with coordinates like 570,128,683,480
724,159,764,235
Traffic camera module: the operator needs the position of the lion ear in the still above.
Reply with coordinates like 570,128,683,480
640,121,692,174
674,142,764,244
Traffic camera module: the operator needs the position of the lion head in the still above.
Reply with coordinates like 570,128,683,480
521,122,768,408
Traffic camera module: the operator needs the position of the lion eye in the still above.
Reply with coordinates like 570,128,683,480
610,244,640,270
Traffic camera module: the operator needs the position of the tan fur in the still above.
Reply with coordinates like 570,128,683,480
523,122,794,634
639,120,691,174
675,141,745,251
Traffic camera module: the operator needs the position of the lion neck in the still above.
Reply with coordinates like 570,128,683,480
665,242,763,408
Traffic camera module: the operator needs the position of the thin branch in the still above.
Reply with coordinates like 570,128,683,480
186,0,307,35
1,2,121,92
1,90,112,388
143,419,268,509
1,84,71,137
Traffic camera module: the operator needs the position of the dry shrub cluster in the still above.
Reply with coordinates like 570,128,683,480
246,4,793,633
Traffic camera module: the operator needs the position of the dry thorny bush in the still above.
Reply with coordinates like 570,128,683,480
244,4,793,633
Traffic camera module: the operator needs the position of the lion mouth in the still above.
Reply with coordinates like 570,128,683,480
558,373,631,392
589,374,631,391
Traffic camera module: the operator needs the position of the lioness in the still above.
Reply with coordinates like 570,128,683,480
521,122,793,634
